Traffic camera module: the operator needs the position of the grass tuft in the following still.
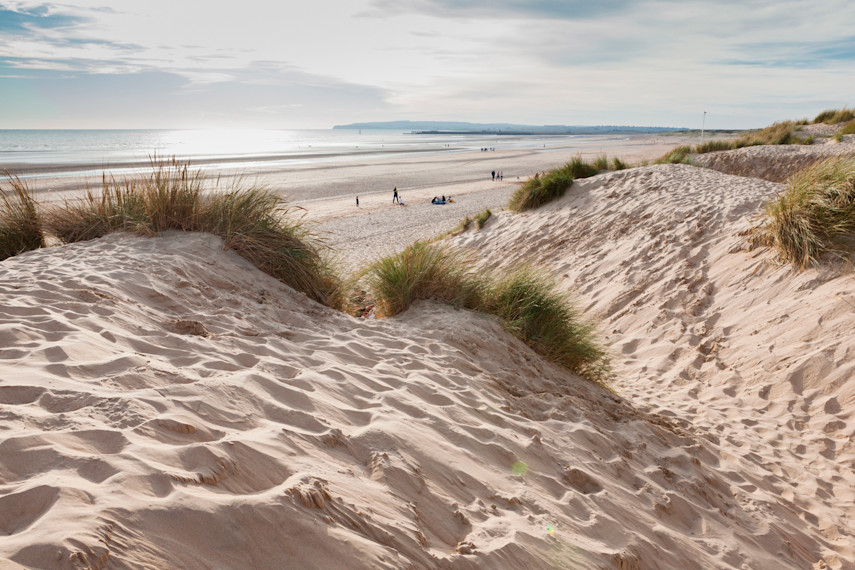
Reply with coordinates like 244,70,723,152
592,154,610,171
485,267,609,381
0,172,45,261
364,241,484,316
475,208,492,229
508,156,600,212
760,157,855,269
657,121,813,164
364,241,609,383
656,145,693,164
813,108,855,125
611,157,629,171
43,158,342,306
44,159,204,241
737,121,812,146
838,119,855,136
567,155,600,178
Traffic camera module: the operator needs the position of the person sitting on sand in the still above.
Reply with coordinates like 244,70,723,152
431,196,438,204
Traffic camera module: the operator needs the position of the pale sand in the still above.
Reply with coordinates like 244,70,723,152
3,136,854,568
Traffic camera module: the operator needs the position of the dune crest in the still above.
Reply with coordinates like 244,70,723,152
0,212,846,569
451,163,855,568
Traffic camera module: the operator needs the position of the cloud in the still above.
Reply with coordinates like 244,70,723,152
369,0,636,20
0,59,393,128
720,36,855,69
0,4,85,33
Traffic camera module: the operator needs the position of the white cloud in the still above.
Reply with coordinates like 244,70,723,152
0,0,854,128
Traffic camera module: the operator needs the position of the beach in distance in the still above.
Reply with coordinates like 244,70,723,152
3,121,855,569
3,129,695,266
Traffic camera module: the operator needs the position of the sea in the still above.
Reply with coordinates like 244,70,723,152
0,129,594,181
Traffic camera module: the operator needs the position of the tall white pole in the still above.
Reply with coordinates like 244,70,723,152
700,111,707,146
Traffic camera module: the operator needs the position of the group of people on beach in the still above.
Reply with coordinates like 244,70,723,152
491,170,503,181
357,186,458,208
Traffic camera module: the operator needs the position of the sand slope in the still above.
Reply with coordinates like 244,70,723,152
693,135,855,182
0,225,845,569
451,164,855,568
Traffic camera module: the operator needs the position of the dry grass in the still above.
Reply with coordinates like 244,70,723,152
364,241,610,383
657,121,813,164
760,157,855,269
813,108,855,125
487,267,609,382
0,172,45,261
508,156,600,212
475,208,492,229
42,158,342,307
839,119,855,136
364,241,484,317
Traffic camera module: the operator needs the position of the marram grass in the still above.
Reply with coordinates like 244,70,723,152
839,119,855,136
657,121,813,164
485,266,609,381
365,241,610,383
761,157,855,269
508,156,602,213
364,241,484,317
0,172,45,261
42,158,342,307
475,208,492,229
813,108,855,125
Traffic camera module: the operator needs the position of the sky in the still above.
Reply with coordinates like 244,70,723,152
0,0,854,130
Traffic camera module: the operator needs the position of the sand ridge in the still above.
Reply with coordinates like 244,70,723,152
3,136,854,568
449,163,855,568
2,230,840,569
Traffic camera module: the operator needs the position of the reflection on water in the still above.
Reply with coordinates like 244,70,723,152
0,129,624,181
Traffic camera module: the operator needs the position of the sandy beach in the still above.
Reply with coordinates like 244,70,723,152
3,131,854,568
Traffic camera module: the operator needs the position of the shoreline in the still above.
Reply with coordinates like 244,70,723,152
9,133,695,206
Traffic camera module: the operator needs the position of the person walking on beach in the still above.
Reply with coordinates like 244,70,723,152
356,195,359,207
491,170,495,181
392,187,399,204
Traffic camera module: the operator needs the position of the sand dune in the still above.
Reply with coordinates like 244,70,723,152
2,140,855,568
450,163,855,568
693,133,855,182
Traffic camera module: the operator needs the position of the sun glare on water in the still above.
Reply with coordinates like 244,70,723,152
154,129,301,158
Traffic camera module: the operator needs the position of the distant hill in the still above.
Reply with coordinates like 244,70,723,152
332,121,688,135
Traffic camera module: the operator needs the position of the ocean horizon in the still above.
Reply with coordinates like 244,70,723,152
0,128,622,181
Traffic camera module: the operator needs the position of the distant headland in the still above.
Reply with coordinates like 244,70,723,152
332,120,689,135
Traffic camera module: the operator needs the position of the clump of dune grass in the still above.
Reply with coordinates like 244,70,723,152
456,215,473,233
737,121,813,146
485,267,608,381
364,241,484,316
44,158,342,307
0,172,45,261
657,121,813,164
656,145,693,164
611,157,629,171
593,154,609,171
839,119,855,136
813,108,855,125
44,159,204,241
364,241,609,383
694,139,737,154
202,187,343,307
508,156,600,212
567,155,600,178
760,156,855,269
475,208,492,229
